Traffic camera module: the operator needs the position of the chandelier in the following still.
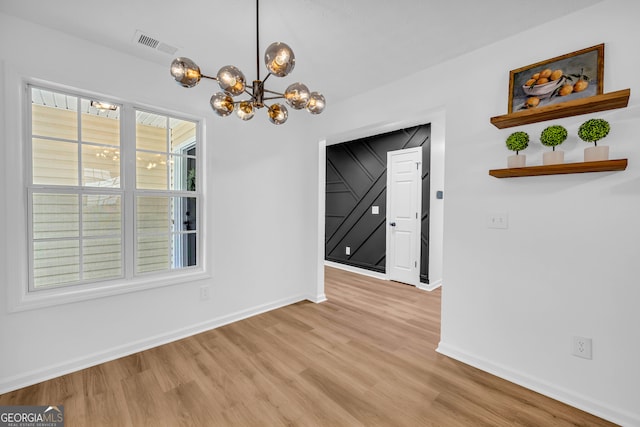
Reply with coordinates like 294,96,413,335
169,0,325,125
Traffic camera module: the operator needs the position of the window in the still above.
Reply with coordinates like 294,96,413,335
27,85,201,293
134,111,198,274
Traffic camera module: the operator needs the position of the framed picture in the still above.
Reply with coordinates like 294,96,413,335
508,44,604,113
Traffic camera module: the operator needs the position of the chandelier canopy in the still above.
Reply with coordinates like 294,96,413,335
170,0,325,125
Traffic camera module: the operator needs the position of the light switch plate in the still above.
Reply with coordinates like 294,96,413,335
372,206,379,215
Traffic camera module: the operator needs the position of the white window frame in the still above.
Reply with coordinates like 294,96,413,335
8,79,209,312
171,139,197,269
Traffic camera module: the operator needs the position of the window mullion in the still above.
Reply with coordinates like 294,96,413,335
77,193,84,282
122,104,136,280
168,196,172,269
27,188,36,292
77,98,84,281
166,116,171,191
77,97,82,186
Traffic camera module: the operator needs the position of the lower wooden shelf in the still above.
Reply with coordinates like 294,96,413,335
489,158,628,178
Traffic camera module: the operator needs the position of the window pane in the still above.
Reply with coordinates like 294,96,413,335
33,240,80,288
83,237,122,280
173,233,197,268
32,138,78,186
82,144,121,188
170,118,196,153
31,89,78,141
137,235,169,273
83,194,121,237
33,193,79,239
137,196,169,234
172,197,197,232
136,152,167,190
170,155,196,191
136,112,167,152
81,99,121,146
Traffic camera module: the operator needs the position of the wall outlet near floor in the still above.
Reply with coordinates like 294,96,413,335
345,246,351,255
572,336,592,359
199,285,210,301
487,212,508,229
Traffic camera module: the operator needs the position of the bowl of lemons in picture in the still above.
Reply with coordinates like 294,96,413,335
522,68,565,98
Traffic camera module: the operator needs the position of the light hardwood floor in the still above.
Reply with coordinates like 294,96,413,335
1,267,617,426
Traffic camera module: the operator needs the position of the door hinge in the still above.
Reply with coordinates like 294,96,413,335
415,261,417,268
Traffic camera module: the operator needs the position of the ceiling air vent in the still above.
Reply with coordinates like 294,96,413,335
138,33,159,49
132,30,178,55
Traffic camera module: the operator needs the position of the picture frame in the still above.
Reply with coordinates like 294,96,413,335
508,44,604,113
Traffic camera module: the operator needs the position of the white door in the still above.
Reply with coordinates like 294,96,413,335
386,147,422,285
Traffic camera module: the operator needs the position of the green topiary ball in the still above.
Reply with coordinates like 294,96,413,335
578,118,610,145
540,125,568,150
505,131,529,154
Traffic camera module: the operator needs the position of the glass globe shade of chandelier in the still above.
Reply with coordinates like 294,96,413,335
169,0,325,125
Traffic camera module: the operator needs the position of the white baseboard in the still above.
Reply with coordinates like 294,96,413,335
436,341,639,427
324,261,387,280
325,261,441,292
306,293,327,303
417,279,441,292
0,294,307,395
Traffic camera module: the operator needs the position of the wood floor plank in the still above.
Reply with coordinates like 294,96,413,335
251,351,365,426
83,389,132,427
0,266,618,426
299,366,399,426
121,369,178,427
164,380,226,427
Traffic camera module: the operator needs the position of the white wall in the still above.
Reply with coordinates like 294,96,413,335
320,1,640,425
0,12,321,392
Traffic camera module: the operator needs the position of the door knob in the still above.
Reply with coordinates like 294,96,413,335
389,222,396,227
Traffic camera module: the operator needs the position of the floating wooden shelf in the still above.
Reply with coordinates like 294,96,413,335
490,89,630,129
489,159,628,178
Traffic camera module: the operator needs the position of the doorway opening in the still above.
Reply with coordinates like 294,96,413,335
315,108,445,301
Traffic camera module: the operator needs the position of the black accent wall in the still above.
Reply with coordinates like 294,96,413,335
325,124,431,283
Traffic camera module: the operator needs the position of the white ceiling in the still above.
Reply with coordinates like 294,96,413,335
0,0,602,104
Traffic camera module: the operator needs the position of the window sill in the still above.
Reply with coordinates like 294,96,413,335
9,270,211,313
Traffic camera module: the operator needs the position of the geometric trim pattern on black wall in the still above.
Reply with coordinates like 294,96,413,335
325,123,431,283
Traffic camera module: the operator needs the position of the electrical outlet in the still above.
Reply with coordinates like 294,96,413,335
200,285,210,301
487,212,508,229
345,246,351,255
572,336,592,359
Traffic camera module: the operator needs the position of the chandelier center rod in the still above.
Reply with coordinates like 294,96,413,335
256,0,260,81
